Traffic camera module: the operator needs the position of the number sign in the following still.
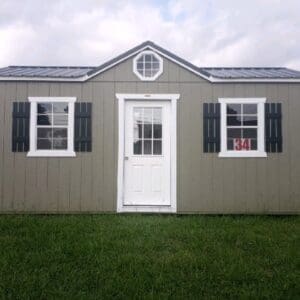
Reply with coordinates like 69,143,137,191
233,138,251,151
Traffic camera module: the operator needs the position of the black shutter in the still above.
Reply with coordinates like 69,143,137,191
12,102,30,152
203,103,220,153
265,103,282,153
74,102,92,152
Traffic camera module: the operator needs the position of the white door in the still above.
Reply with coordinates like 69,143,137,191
124,101,171,206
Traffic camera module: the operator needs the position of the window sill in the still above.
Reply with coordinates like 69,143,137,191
27,150,76,157
218,151,267,158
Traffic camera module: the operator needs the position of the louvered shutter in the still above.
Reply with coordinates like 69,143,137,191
74,102,92,152
203,103,220,153
265,103,282,152
12,102,30,152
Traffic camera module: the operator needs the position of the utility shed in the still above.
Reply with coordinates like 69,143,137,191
0,41,299,214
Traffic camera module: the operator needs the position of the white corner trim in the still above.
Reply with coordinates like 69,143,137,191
116,93,179,213
218,97,267,158
27,97,76,158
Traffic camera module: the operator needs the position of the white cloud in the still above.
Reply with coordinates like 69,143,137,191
0,0,299,69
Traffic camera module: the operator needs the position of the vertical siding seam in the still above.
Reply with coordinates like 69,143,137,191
23,83,28,210
275,85,280,210
57,159,61,212
287,85,292,209
79,84,83,211
113,79,116,210
101,85,104,211
0,87,4,210
12,84,17,210
90,83,95,210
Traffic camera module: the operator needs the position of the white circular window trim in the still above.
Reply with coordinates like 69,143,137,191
133,50,163,81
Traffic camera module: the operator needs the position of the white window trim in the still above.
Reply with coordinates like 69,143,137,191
218,98,267,158
116,93,179,213
133,50,163,81
27,97,76,157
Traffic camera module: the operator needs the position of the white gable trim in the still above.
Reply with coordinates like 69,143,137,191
86,45,211,81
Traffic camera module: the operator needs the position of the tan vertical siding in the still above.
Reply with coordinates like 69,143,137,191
0,83,7,211
289,84,300,210
0,55,299,213
2,83,17,211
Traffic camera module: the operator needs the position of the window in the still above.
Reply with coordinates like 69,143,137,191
219,98,266,157
133,107,162,155
133,50,163,81
27,97,76,157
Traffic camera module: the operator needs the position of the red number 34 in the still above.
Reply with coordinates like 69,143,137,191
234,138,251,150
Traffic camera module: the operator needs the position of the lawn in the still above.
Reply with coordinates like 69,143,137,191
0,215,299,299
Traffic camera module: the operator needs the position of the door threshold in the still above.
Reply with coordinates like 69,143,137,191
118,205,176,213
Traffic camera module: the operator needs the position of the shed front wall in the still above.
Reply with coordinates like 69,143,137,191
0,56,299,213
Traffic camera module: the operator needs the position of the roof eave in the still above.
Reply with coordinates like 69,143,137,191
208,77,300,83
1,74,300,83
0,75,88,82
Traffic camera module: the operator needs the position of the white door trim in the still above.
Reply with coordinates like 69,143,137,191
116,93,180,213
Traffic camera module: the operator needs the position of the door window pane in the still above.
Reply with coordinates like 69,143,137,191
144,124,152,139
143,108,152,124
153,108,162,139
154,124,162,138
143,140,152,154
153,140,162,155
133,140,142,154
133,108,143,139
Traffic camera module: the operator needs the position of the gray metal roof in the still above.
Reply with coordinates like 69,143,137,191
0,66,95,78
0,41,300,81
199,67,300,79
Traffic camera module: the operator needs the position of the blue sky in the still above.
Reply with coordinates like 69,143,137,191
0,0,299,69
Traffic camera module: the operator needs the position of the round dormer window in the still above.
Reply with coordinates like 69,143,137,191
133,50,163,81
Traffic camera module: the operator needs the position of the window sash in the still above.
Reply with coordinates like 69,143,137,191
27,97,76,157
218,98,266,158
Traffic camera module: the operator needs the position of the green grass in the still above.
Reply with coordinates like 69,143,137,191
0,215,299,299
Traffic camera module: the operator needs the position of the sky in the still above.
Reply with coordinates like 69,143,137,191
0,0,299,69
